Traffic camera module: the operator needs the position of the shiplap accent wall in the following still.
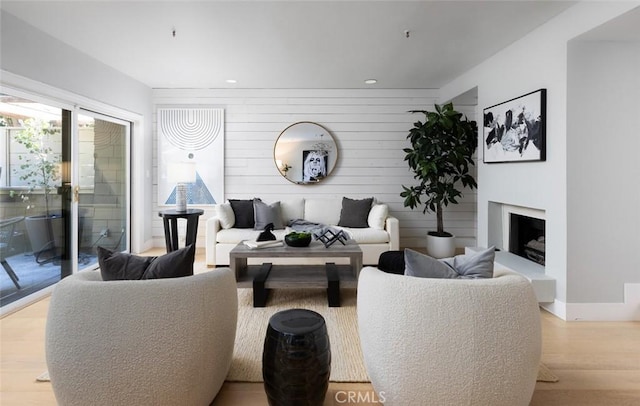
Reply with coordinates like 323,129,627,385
151,88,477,250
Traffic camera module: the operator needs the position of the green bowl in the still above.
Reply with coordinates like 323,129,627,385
284,232,312,247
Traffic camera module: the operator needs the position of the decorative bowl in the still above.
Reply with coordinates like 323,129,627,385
284,232,312,247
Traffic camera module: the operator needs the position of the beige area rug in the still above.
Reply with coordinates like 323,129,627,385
227,288,368,382
537,362,560,382
226,288,559,384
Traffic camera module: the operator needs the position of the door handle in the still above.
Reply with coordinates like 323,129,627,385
73,186,80,203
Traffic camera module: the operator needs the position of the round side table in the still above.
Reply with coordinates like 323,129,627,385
262,309,331,406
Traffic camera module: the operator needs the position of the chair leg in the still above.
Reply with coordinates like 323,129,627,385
1,259,21,289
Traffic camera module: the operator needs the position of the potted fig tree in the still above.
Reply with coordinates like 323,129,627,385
401,103,478,258
12,118,63,264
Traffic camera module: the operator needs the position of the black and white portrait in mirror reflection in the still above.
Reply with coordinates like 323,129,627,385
302,150,328,182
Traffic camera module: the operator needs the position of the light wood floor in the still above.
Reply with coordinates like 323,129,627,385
2,252,639,405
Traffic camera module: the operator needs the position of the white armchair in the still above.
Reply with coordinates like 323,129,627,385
357,267,541,406
46,269,237,406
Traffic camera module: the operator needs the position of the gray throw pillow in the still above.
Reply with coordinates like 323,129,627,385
253,199,284,230
403,247,495,279
404,248,458,279
229,199,255,228
441,246,495,279
338,197,373,228
98,244,195,281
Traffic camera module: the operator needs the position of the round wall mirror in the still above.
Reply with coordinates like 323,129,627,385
274,122,338,184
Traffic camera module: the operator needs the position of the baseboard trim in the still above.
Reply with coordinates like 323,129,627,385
564,283,640,321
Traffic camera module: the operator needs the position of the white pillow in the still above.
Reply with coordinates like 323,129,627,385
304,199,342,225
216,203,235,229
367,203,388,230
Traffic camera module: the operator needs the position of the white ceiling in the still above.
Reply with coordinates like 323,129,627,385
1,1,580,89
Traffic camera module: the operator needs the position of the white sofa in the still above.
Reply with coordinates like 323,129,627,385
206,198,399,267
357,267,541,406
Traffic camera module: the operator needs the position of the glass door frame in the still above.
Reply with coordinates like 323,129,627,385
0,78,139,316
75,109,131,273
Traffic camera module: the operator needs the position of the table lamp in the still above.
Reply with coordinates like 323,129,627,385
167,161,196,212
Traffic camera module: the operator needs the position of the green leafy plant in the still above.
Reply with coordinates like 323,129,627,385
401,103,478,237
12,118,61,217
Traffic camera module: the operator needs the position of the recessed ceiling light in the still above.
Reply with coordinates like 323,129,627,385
226,79,237,84
364,79,377,85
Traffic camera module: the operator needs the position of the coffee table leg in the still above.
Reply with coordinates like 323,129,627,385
253,263,272,307
326,262,340,307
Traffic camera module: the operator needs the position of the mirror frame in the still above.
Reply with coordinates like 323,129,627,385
273,121,338,184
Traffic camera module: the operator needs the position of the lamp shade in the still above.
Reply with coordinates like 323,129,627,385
167,161,196,184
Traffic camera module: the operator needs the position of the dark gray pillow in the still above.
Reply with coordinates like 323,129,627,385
338,197,373,228
229,199,255,228
97,246,153,281
98,244,195,281
142,244,195,279
440,246,495,279
404,248,457,279
253,199,284,230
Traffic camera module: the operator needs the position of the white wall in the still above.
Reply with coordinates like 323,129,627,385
151,88,478,250
567,40,640,303
439,1,639,319
0,10,154,251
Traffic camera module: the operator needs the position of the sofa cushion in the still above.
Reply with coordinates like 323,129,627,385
229,199,255,228
98,244,195,280
305,199,342,225
336,227,390,244
216,228,290,244
338,197,374,228
280,198,305,225
253,199,284,230
216,203,235,229
368,203,388,230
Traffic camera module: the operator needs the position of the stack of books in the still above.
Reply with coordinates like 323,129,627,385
243,240,284,249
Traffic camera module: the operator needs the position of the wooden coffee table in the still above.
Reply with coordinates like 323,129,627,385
229,240,363,307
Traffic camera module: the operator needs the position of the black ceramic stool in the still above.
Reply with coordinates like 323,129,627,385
262,309,331,406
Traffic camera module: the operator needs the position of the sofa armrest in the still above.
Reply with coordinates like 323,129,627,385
205,217,221,267
385,216,400,250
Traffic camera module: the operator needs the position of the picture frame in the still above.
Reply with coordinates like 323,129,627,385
483,89,546,163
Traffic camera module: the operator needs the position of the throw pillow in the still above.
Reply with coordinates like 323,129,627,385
229,199,255,228
404,248,458,279
403,247,496,279
142,244,196,279
367,203,389,230
216,203,235,229
97,244,195,281
97,246,154,281
253,199,284,230
338,197,374,228
440,246,495,279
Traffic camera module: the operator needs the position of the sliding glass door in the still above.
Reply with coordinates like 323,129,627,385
0,94,130,309
76,111,129,268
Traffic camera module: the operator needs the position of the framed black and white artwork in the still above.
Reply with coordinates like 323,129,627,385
483,89,546,163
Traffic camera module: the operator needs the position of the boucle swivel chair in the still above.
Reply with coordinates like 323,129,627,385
46,269,237,406
357,266,541,406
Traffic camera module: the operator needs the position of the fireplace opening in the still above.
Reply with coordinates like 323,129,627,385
509,214,545,266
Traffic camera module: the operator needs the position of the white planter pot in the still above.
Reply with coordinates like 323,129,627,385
426,233,456,259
